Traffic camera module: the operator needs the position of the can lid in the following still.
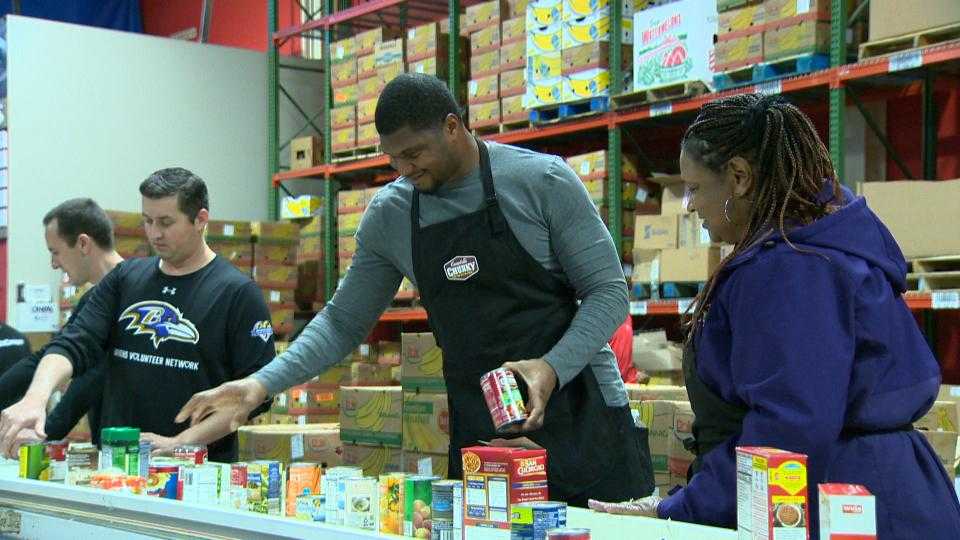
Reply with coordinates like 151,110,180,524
101,426,140,443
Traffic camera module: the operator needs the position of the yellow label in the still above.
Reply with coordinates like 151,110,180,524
529,2,562,26
529,52,562,79
770,460,807,496
526,23,563,53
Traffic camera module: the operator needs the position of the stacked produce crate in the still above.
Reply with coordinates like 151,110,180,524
339,385,404,477
106,210,153,262
564,150,639,259
714,1,765,73
336,186,378,279
295,215,325,310
331,35,359,155
499,14,528,127
400,331,450,479
252,221,299,339
465,0,511,130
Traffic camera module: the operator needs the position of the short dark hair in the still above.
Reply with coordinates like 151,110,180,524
375,73,462,136
139,167,209,221
43,198,114,250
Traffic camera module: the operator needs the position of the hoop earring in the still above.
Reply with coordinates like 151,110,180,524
723,197,736,225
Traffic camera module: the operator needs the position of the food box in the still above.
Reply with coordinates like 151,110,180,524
377,62,405,86
523,76,563,108
469,100,500,128
270,305,296,337
461,446,549,539
636,400,694,489
333,83,358,106
465,0,508,32
565,150,639,181
409,56,450,78
344,477,380,530
868,0,960,42
562,0,631,21
337,189,367,212
285,463,321,517
402,451,449,479
332,125,357,152
818,484,877,540
561,42,631,74
660,247,721,282
332,36,356,61
403,392,450,454
527,51,562,80
253,221,300,242
763,20,830,61
468,74,500,104
736,447,810,540
207,240,250,267
237,424,343,467
501,95,527,122
471,49,500,77
526,21,563,54
918,430,959,479
860,179,960,259
247,461,284,515
357,53,377,79
562,68,614,101
263,287,296,306
332,58,358,87
632,0,717,91
718,3,765,34
679,213,712,248
633,215,679,250
206,219,252,240
763,0,830,24
356,123,379,147
337,212,363,237
502,16,527,42
356,27,401,55
358,75,385,100
342,444,403,477
351,362,394,386
500,68,526,96
374,39,405,66
253,263,298,289
338,235,358,257
500,39,526,69
106,210,143,236
339,386,403,447
669,401,695,486
288,382,340,415
562,12,633,49
331,105,357,130
356,97,378,125
401,332,446,394
256,241,298,266
471,25,501,53
406,23,444,61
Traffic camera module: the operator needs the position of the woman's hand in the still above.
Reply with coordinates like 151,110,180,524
588,495,663,517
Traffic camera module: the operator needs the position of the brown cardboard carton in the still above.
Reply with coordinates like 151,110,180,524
763,20,830,60
715,32,763,70
406,23,446,61
332,58,358,87
357,53,377,79
333,83,358,106
331,105,357,129
500,40,526,70
356,97,378,125
918,430,958,479
631,249,661,284
356,123,379,147
561,42,631,75
401,332,445,393
468,74,499,104
374,39,405,67
332,36,356,61
290,136,322,170
625,384,688,402
339,386,403,448
763,0,829,24
468,100,500,128
401,451,449,479
860,179,960,258
342,444,403,477
465,0,508,32
868,0,960,41
660,247,721,282
916,401,960,433
500,68,526,97
470,25,501,53
501,95,526,123
634,215,680,250
332,126,357,152
471,49,500,77
402,392,450,454
356,27,402,55
502,16,526,43
238,423,343,466
718,3,765,34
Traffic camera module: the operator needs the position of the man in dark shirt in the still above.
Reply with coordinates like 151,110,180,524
0,323,30,378
0,198,123,448
0,169,274,461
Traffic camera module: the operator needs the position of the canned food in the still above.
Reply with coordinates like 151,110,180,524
512,501,568,540
545,528,590,540
173,444,208,465
18,443,48,480
404,475,440,538
481,368,528,432
45,440,69,482
147,465,180,499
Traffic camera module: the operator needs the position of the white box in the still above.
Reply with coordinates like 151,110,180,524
632,0,717,92
818,484,877,540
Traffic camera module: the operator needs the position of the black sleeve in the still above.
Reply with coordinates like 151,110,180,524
226,281,276,419
45,265,122,377
44,363,105,441
0,353,41,409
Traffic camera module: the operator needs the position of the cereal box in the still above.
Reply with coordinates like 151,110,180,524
736,447,809,540
401,332,446,393
461,446,548,540
818,484,876,540
339,386,403,447
403,392,451,455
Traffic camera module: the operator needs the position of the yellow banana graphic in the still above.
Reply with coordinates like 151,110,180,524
530,31,561,52
566,0,602,17
530,5,560,26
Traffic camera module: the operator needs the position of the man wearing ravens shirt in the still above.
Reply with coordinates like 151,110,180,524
0,168,275,461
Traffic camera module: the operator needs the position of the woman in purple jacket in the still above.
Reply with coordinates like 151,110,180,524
591,93,960,537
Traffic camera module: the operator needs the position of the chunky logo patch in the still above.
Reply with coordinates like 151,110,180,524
250,320,274,343
443,255,479,281
118,301,200,349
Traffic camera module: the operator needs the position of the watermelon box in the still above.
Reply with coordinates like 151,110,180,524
632,0,717,92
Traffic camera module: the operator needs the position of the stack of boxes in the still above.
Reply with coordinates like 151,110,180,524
564,150,639,259
339,385,404,477
331,35,359,154
237,423,344,468
637,400,695,492
253,221,300,338
631,0,716,93
295,215,325,310
336,187,379,279
401,332,449,477
465,0,513,130
362,36,406,148
714,1,765,72
349,341,400,387
500,15,528,125
524,0,563,109
207,219,254,274
106,210,153,262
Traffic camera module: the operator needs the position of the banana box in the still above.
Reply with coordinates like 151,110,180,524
332,126,357,152
238,423,343,467
470,49,500,77
501,16,527,43
403,393,450,455
522,76,563,108
357,53,377,79
333,36,356,61
526,52,562,81
401,332,446,394
715,33,763,70
526,0,562,26
342,444,403,477
315,366,351,386
357,123,379,147
376,62,405,86
331,105,356,130
347,99,373,126
270,305,295,336
501,94,527,122
563,12,633,48
500,68,526,96
500,40,526,70
717,3,765,34
358,76,384,100
406,23,444,61
562,68,611,101
356,27,401,55
337,189,367,212
332,58,358,87
337,212,363,238
254,221,300,242
374,39,405,67
254,263,298,289
563,0,633,20
468,74,500,104
256,242,298,266
470,25,501,53
565,149,640,181
338,236,358,258
764,0,830,24
506,0,530,17
409,56,449,78
340,386,403,447
299,215,322,236
351,362,395,386
526,21,562,54
333,83,358,106
288,382,340,416
763,20,829,60
469,100,500,128
465,0,508,32
562,42,632,74
401,451,449,479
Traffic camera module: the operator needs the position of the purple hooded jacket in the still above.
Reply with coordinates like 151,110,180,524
657,186,960,538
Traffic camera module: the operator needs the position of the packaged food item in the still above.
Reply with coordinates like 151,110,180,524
481,368,528,432
18,443,48,480
66,443,99,486
174,444,208,465
818,484,876,540
44,440,69,482
379,473,406,535
229,463,249,510
100,427,141,475
736,447,809,540
404,475,441,538
295,493,326,522
403,392,451,454
512,501,567,540
345,476,380,530
462,447,549,539
286,462,322,517
247,460,284,515
146,464,180,499
432,480,463,540
339,386,403,447
546,529,590,539
180,463,221,505
324,466,364,525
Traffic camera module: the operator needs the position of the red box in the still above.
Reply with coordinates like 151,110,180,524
736,446,809,540
461,446,548,538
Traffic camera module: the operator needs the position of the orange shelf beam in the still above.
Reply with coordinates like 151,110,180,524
273,165,328,186
379,307,428,322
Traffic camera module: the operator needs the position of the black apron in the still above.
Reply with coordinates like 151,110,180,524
410,138,654,505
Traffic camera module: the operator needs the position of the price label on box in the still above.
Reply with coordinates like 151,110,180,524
757,80,782,95
630,301,648,316
650,102,673,117
932,291,960,310
889,50,923,72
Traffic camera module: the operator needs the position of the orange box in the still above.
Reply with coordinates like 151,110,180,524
736,447,809,539
461,446,548,537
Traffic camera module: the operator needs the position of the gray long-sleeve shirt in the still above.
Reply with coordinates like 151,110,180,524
253,141,629,406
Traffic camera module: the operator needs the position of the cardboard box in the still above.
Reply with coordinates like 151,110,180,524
253,220,300,241
562,12,633,48
860,179,960,258
332,125,357,152
633,1,716,91
338,235,358,257
498,40,526,71
406,23,445,61
402,392,450,454
868,0,960,41
818,484,877,540
376,62,405,86
526,21,563,54
469,100,500,128
401,332,445,393
337,212,363,238
401,451,449,479
470,25,501,53
339,256,353,276
500,68,526,96
718,3,765,34
254,263,298,289
919,430,958,479
374,39,405,66
340,386,403,447
280,195,322,220
633,342,682,372
331,105,357,129
634,215,679,250
502,16,527,42
625,384,688,402
660,247,720,282
357,53,377,79
332,36,357,61
356,123,379,147
527,51,562,80
669,401,695,486
338,189,367,212
356,27,401,55
358,76,385,101
471,48,500,77
939,385,960,403
287,382,340,415
763,0,829,24
561,42,631,74
208,239,251,268
523,76,563,107
355,97,378,125
289,136,322,170
565,150,639,180
562,68,617,101
763,20,829,60
342,444,403,477
715,32,763,70
636,400,691,485
466,0,508,32
507,0,530,19
332,58,359,87
631,248,661,285
461,446,549,539
528,0,562,26
659,180,687,215
679,213,712,248
106,210,143,236
736,447,810,539
916,401,960,433
257,242,298,266
501,95,526,122
351,361,395,386
333,83,358,106
409,55,450,78
270,305,296,336
468,74,499,104
238,424,343,467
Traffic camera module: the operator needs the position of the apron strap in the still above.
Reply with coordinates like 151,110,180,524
475,136,506,236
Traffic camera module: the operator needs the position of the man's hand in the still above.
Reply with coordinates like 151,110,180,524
588,495,663,517
141,432,180,456
0,396,49,458
175,378,268,432
500,358,558,433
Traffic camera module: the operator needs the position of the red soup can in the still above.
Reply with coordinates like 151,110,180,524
480,368,528,432
173,444,208,465
546,529,590,540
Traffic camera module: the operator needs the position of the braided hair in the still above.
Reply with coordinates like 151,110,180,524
683,93,840,341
